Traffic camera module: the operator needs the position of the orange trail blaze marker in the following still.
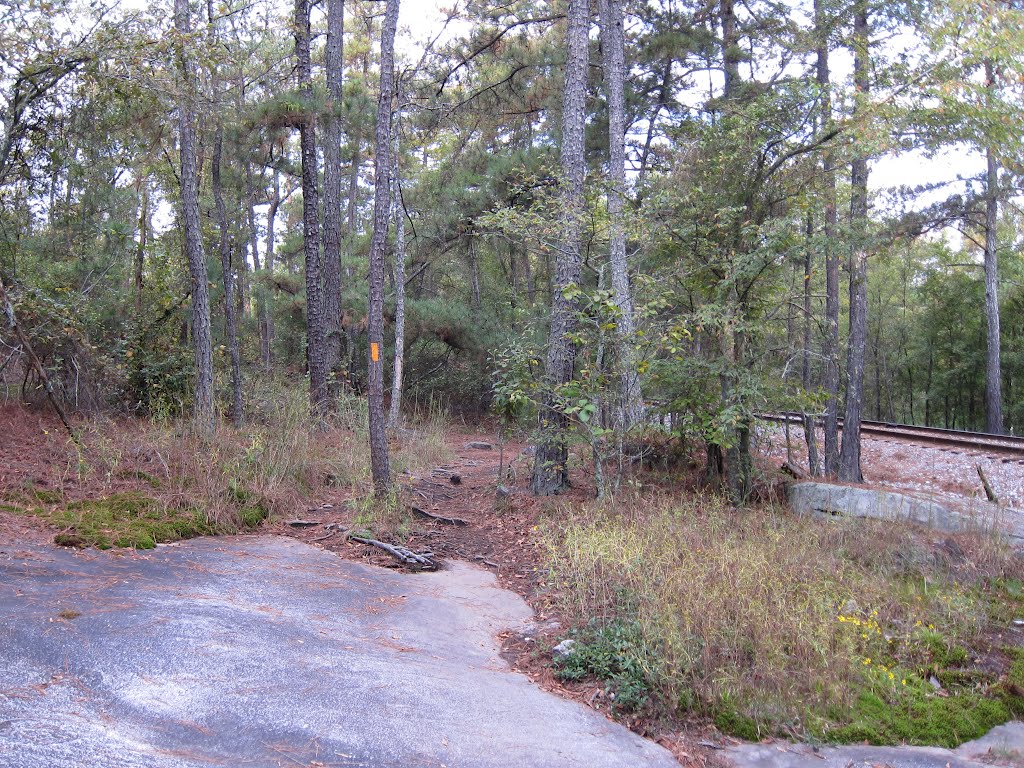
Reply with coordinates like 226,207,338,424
370,342,380,362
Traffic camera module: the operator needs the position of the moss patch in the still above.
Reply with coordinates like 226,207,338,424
828,683,1012,747
714,709,763,741
118,469,163,488
31,488,64,504
226,482,270,528
45,492,214,550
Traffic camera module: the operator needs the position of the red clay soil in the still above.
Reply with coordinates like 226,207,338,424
271,431,573,598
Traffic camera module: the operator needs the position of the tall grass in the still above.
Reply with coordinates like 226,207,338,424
542,493,1020,737
66,383,452,532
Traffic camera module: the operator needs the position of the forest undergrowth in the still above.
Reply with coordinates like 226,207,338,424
0,385,452,549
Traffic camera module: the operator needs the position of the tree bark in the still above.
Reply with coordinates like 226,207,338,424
323,0,345,406
802,215,820,476
134,182,148,315
343,71,365,387
468,240,482,312
838,0,870,483
983,59,1003,435
174,0,215,432
531,0,589,495
815,0,840,476
721,0,740,97
388,113,406,431
599,0,643,430
367,0,400,494
262,169,280,370
212,126,243,427
295,0,329,423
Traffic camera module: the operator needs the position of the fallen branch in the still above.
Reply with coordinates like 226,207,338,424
286,519,320,528
311,524,348,543
350,536,437,569
430,467,462,484
976,464,999,504
411,505,468,526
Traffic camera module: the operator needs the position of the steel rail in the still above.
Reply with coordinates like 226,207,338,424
760,412,1024,456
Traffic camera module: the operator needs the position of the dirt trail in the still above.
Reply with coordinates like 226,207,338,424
276,432,556,596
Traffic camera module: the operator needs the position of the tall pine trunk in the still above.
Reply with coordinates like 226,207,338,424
815,0,840,476
388,111,406,431
295,0,329,422
838,1,870,482
212,126,243,427
983,60,1003,435
323,0,345,405
598,0,643,430
531,0,589,495
367,0,400,494
802,214,820,475
343,69,365,387
134,182,148,315
174,0,214,432
262,169,280,370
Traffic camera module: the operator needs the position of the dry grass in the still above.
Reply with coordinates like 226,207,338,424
541,491,1022,738
63,386,452,533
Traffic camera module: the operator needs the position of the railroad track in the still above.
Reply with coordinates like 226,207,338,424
761,412,1024,457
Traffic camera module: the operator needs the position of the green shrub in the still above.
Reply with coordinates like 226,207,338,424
555,618,653,713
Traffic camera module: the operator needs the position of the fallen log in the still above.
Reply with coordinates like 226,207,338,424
286,519,320,528
411,506,468,526
350,536,437,569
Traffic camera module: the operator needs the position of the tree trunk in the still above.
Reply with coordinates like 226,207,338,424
367,0,400,494
531,0,589,496
236,242,249,318
636,57,672,195
388,115,406,431
838,1,870,483
802,215,820,476
323,0,345,406
295,0,328,423
815,0,840,476
720,0,740,97
524,250,535,306
599,0,643,430
983,61,1003,434
244,160,269,372
174,0,214,432
468,240,482,312
344,93,364,387
263,169,280,371
212,126,243,427
134,182,148,315
245,165,261,275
